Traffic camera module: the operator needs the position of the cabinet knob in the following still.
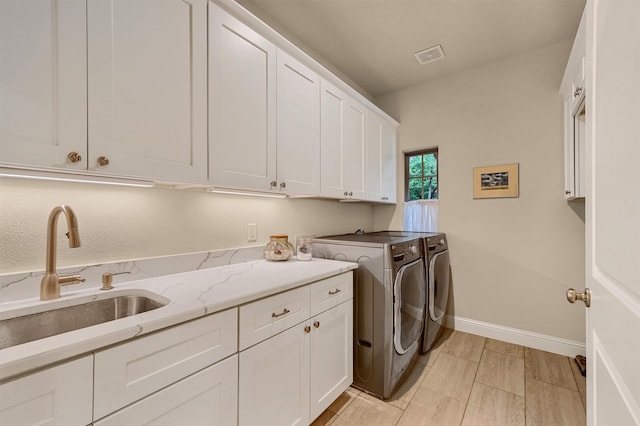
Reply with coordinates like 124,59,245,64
304,325,311,333
344,191,348,196
280,182,286,189
97,156,110,166
566,288,591,307
67,152,82,163
565,190,572,195
381,196,388,200
270,181,277,188
313,321,320,328
574,87,583,98
348,191,353,197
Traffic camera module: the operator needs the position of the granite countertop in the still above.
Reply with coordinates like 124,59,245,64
0,258,357,381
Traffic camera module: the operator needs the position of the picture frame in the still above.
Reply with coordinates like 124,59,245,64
473,163,519,199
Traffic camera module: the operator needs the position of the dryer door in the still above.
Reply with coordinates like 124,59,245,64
393,259,426,354
429,250,450,322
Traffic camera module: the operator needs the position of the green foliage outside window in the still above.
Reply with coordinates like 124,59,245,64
406,151,438,201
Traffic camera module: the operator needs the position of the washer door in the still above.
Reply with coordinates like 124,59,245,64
393,258,426,355
429,250,450,322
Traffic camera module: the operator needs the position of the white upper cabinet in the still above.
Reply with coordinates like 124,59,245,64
0,0,87,170
209,3,277,191
87,0,208,183
276,49,321,195
321,79,366,199
366,110,397,203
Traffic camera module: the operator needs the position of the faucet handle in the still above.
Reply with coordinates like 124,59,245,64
101,271,132,290
59,274,85,286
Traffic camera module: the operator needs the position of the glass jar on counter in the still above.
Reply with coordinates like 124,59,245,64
264,234,294,261
296,238,313,261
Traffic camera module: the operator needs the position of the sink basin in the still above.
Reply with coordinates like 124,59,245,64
0,292,168,350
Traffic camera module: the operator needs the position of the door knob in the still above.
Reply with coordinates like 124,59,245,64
566,288,591,307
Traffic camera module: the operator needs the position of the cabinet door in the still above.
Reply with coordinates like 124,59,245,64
276,50,321,195
95,355,238,426
365,110,383,202
381,121,398,203
343,98,367,199
94,309,237,419
0,0,87,170
320,79,347,198
239,323,310,426
309,301,353,421
87,0,207,182
210,3,277,191
0,355,93,426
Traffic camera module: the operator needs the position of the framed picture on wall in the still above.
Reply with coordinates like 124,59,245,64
473,163,519,199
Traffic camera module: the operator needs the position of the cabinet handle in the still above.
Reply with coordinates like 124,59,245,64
280,182,286,189
565,190,572,195
314,321,320,328
381,196,388,200
67,152,82,163
270,181,277,188
343,191,348,196
272,308,290,318
348,191,353,197
328,288,342,295
304,325,311,333
574,87,583,98
97,156,110,166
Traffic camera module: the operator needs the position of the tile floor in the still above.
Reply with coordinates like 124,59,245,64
312,329,586,426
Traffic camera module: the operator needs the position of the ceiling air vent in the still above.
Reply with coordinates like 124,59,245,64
414,44,445,65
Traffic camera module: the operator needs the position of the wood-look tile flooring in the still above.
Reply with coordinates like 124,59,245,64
313,329,586,426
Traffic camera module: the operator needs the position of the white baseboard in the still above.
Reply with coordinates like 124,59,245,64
444,315,586,358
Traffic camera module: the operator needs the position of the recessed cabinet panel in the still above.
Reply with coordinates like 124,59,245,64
88,0,207,182
95,355,238,426
0,355,93,426
276,50,321,195
343,101,367,198
239,323,310,426
210,3,277,190
381,121,397,203
0,0,87,170
320,80,346,198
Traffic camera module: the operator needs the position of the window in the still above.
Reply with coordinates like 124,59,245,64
405,148,438,201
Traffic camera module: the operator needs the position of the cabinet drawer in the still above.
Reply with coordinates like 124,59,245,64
95,355,238,426
0,355,93,426
310,272,353,317
239,286,310,350
94,308,237,419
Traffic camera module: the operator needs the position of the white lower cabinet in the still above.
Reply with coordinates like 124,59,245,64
0,355,93,426
95,355,238,426
239,273,354,425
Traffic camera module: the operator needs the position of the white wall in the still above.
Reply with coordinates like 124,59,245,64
0,178,374,274
374,41,586,343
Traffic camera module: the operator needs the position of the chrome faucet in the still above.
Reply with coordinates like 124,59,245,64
40,205,86,300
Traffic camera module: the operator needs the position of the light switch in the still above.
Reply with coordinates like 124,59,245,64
248,223,257,242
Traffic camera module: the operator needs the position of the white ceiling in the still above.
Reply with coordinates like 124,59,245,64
236,0,586,98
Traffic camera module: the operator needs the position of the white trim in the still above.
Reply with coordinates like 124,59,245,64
445,315,586,358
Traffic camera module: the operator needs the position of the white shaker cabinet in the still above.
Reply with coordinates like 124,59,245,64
0,355,93,426
0,0,87,170
95,355,238,426
365,110,397,203
87,0,208,183
560,9,586,200
321,79,367,200
209,3,277,191
276,49,321,195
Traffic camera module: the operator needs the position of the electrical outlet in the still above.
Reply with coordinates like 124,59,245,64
248,223,257,242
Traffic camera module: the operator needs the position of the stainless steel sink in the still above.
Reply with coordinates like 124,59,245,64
0,293,168,350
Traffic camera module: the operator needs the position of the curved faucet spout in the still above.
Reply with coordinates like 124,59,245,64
41,205,85,301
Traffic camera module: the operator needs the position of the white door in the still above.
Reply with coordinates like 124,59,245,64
209,3,277,191
276,49,321,195
309,301,353,421
88,0,208,183
0,0,87,170
239,323,310,426
583,0,640,424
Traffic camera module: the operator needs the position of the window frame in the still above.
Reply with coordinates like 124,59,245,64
404,148,439,202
